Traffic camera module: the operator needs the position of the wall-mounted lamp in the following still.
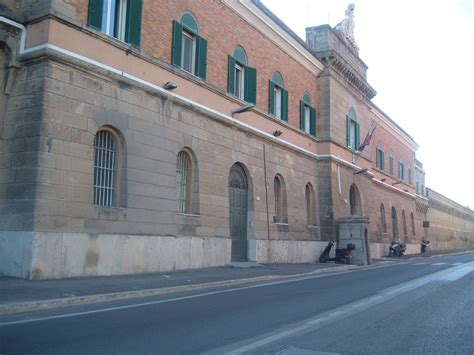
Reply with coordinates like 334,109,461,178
381,178,386,182
353,167,368,175
273,130,283,137
392,180,403,186
231,103,254,116
163,81,177,90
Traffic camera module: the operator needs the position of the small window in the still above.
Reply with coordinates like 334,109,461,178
87,0,143,47
274,86,282,119
172,14,207,80
411,212,415,236
389,150,394,175
305,183,317,226
376,143,385,170
398,159,405,181
94,130,117,207
408,163,412,185
181,30,196,74
346,108,360,151
274,175,288,223
234,63,244,99
299,93,316,136
227,49,257,104
268,72,288,121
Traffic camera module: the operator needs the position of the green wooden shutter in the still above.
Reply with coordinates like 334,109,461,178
310,107,316,136
299,101,305,130
282,88,288,122
268,80,275,115
244,66,257,104
346,116,350,147
195,35,207,80
355,122,360,150
125,0,142,47
171,21,183,67
88,0,104,30
227,56,235,95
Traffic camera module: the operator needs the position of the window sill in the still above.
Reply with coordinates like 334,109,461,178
307,225,319,229
177,213,201,217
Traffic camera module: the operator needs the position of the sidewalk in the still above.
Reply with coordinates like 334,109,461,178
2,249,471,316
0,262,357,315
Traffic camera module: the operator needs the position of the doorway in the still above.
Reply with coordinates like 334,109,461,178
229,164,249,261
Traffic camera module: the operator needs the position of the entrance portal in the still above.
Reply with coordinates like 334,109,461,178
229,164,248,261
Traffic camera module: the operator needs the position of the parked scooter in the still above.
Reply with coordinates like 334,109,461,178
421,238,430,253
389,242,407,257
319,241,356,264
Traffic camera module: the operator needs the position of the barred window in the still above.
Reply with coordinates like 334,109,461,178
94,130,117,206
177,151,191,214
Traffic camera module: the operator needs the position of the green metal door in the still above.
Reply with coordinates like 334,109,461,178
229,164,248,262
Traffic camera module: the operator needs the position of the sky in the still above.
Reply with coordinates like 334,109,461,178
262,0,474,209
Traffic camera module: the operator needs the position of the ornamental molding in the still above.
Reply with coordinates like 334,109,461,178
319,51,376,100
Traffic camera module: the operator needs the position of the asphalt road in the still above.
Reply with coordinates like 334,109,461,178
1,253,473,354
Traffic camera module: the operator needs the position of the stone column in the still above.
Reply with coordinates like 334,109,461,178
338,217,371,265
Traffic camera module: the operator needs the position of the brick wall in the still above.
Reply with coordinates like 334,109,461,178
67,0,319,131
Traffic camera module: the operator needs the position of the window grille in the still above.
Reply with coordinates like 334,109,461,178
94,130,117,206
177,151,190,213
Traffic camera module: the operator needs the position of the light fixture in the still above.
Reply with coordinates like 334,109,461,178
353,167,368,175
231,103,254,116
381,178,386,182
163,81,177,90
392,180,403,186
273,130,283,137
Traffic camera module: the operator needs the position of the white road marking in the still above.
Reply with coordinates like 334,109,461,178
452,262,464,266
209,261,474,355
432,262,447,266
415,262,428,265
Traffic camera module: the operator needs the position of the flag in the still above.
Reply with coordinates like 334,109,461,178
358,124,376,152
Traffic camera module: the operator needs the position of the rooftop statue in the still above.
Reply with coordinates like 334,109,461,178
334,3,359,50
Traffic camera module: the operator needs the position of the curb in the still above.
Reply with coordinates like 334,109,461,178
0,264,357,316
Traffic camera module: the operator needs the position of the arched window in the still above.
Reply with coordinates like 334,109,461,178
411,212,416,236
402,210,408,238
176,150,193,213
227,46,256,103
349,184,362,216
389,150,394,175
346,107,360,151
305,183,316,226
376,143,385,170
269,72,288,121
398,159,405,181
408,162,412,185
171,12,207,79
299,92,316,136
274,174,287,223
380,204,387,234
94,129,119,207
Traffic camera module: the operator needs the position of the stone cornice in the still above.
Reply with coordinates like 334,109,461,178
318,50,376,100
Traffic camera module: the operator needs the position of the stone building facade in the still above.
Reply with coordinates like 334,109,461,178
0,0,472,278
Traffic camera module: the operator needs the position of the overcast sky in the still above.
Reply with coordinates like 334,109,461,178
262,0,474,209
